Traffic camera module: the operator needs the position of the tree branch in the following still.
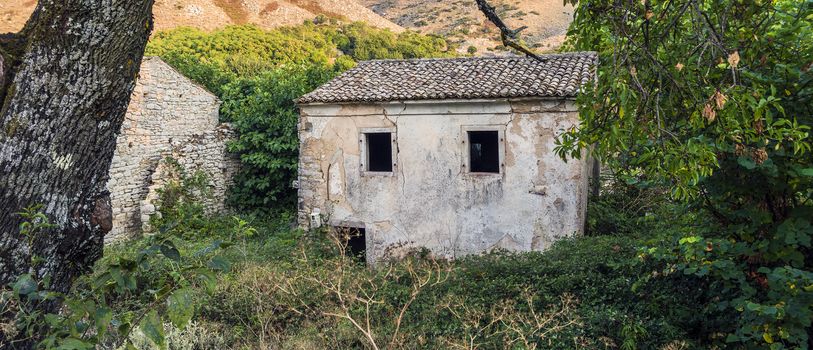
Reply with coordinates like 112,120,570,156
475,0,545,62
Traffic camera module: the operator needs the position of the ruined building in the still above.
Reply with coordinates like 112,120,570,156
106,57,239,242
296,53,599,263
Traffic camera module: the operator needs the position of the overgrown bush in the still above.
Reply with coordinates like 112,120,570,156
149,157,212,234
190,224,710,349
1,203,729,349
0,205,235,349
221,65,337,210
126,321,231,350
586,172,673,237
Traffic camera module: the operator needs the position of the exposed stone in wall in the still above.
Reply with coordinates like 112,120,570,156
106,57,239,242
139,125,239,232
297,99,592,264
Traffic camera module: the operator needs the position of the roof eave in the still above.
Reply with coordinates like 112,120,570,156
296,95,578,107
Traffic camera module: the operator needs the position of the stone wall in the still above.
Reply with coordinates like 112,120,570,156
106,57,239,242
298,98,593,264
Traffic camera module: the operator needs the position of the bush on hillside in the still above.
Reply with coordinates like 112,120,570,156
145,23,451,99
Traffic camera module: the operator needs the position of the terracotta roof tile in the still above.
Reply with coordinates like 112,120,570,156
298,52,598,104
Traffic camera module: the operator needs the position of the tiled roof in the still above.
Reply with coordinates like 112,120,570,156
297,52,598,104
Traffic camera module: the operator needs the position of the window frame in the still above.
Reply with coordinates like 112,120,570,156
462,125,506,176
359,127,397,176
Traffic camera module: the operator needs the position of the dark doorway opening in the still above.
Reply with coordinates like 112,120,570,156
366,133,393,172
335,226,367,263
468,131,500,173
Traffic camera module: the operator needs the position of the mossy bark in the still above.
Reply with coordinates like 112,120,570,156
0,0,155,337
0,34,23,106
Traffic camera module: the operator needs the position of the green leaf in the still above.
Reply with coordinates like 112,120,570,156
167,288,195,329
160,244,181,261
93,271,111,289
193,268,218,294
737,156,757,170
208,256,231,272
623,176,639,185
110,268,126,290
194,239,227,257
125,274,137,290
763,332,774,344
117,321,132,336
56,338,94,350
95,306,113,338
140,310,165,349
797,168,813,177
746,302,762,311
13,274,37,296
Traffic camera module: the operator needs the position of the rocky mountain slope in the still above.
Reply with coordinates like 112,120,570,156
359,0,574,53
1,0,403,34
2,1,573,55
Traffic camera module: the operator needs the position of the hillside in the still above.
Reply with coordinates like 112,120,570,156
359,0,574,54
0,0,403,34
2,0,571,54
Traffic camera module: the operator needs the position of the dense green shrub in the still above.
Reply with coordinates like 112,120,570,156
585,170,678,237
0,206,234,349
221,65,338,210
189,222,713,349
145,23,451,98
3,203,723,348
422,236,717,349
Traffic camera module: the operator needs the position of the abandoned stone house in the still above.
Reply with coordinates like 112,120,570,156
106,57,239,242
296,52,599,264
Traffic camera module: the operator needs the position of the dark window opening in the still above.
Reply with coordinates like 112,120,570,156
366,133,393,172
468,131,500,173
334,226,366,263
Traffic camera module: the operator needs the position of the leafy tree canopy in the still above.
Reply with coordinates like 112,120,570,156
560,0,812,347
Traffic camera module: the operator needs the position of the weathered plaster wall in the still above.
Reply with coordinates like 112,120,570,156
106,57,239,242
298,98,592,263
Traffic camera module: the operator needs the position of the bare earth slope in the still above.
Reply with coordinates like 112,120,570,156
1,0,403,34
359,0,574,54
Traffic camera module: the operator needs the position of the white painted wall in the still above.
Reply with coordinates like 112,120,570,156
298,98,591,263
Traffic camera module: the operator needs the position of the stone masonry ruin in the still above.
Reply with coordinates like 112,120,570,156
106,57,240,242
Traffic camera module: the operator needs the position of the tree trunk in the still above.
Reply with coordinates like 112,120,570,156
0,0,154,303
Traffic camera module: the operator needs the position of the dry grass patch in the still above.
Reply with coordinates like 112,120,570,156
213,0,250,24
288,0,349,22
260,1,280,16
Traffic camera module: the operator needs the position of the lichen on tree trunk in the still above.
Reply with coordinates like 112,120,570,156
0,0,154,312
0,55,5,94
